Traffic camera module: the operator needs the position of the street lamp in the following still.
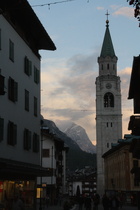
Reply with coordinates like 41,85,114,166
39,126,49,210
39,130,43,210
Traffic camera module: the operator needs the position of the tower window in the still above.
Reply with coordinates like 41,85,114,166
107,64,109,69
104,92,114,107
101,64,103,70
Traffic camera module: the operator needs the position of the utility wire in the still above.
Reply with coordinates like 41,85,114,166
31,0,89,9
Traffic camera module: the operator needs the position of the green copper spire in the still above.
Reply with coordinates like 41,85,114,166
100,15,116,58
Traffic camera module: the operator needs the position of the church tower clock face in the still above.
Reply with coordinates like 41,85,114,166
95,13,122,196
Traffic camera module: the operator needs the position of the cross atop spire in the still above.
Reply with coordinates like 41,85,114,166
105,10,110,27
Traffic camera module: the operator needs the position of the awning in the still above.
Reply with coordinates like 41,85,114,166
0,158,53,180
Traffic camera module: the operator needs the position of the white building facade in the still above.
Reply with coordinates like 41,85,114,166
96,19,122,196
0,0,56,208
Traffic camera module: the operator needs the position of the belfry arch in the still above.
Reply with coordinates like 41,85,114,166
104,92,114,107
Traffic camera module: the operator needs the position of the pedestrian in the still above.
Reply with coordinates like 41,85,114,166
110,195,119,210
93,194,100,210
46,195,50,207
78,195,84,210
84,195,92,210
102,194,110,210
12,195,24,210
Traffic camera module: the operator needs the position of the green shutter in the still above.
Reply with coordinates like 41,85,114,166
14,81,18,101
0,118,4,141
13,124,17,145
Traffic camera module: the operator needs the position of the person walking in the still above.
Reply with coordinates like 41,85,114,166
110,195,119,210
93,194,100,210
84,195,92,210
12,195,24,210
102,194,110,210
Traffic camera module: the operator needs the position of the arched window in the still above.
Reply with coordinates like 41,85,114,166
104,92,114,107
107,63,109,69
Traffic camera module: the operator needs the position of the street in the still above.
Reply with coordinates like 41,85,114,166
37,202,138,210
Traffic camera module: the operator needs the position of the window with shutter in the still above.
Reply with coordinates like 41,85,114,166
34,97,37,116
24,128,31,150
0,29,1,50
25,90,29,111
0,75,5,95
24,56,32,76
33,133,39,153
9,39,14,62
0,118,4,141
34,66,40,84
7,121,17,146
8,77,18,102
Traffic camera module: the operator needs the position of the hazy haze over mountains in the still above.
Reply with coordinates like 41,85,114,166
56,120,96,153
42,119,97,170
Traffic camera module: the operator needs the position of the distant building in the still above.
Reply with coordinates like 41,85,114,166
67,167,97,196
103,134,140,206
0,0,56,208
95,16,122,195
37,124,68,205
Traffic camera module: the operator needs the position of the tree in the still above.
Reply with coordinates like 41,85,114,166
127,0,140,26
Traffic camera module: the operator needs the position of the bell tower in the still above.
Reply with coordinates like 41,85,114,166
96,14,122,195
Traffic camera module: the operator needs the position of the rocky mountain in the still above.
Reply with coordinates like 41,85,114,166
56,121,96,153
42,119,96,171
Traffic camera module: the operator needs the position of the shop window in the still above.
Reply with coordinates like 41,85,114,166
7,121,17,146
33,133,39,153
23,128,31,150
34,96,37,116
34,66,40,84
25,90,29,111
9,39,14,62
0,118,4,141
8,77,18,102
24,56,32,76
42,149,50,157
104,92,114,107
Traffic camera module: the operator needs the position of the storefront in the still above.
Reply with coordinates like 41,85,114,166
0,158,50,210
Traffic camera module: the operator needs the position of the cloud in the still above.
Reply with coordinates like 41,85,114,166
97,7,104,11
41,51,133,142
113,7,133,18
